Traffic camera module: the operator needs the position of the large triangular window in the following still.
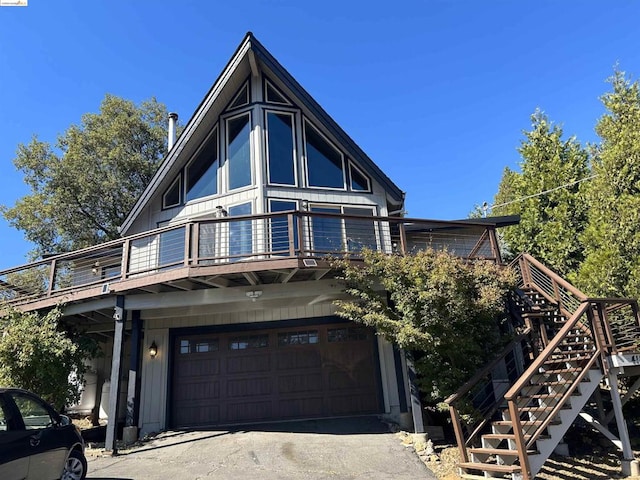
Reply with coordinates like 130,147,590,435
264,79,291,105
304,120,345,189
227,81,250,111
186,127,218,202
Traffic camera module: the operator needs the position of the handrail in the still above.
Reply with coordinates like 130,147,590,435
516,253,587,302
445,329,531,405
451,254,640,480
504,301,591,401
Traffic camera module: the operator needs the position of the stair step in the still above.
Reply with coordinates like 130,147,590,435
539,367,581,374
493,419,560,427
468,447,519,456
483,433,531,441
460,474,494,480
459,462,522,474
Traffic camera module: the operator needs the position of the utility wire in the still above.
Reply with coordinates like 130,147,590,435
490,174,598,210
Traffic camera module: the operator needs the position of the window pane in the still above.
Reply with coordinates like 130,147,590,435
180,340,190,354
328,327,369,342
186,132,218,201
270,200,298,254
228,114,252,190
265,82,289,104
11,394,53,430
267,112,295,185
229,203,252,258
305,122,344,188
311,206,342,254
349,164,370,191
228,83,249,109
0,397,9,431
229,334,268,350
159,228,185,268
344,207,377,252
163,176,181,208
278,330,319,346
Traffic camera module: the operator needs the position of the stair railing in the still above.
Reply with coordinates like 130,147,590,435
514,254,585,317
445,329,533,464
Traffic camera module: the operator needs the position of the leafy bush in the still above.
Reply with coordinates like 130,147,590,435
0,307,99,410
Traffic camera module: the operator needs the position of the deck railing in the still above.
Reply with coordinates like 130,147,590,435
0,211,500,308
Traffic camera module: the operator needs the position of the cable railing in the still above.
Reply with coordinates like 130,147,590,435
447,253,640,477
0,211,501,309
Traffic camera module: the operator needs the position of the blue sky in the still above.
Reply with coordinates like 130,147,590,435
1,1,639,269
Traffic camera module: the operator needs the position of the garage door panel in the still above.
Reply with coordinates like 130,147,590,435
178,358,220,378
171,322,380,427
227,401,272,422
226,353,271,374
174,380,220,401
226,377,272,397
276,350,322,370
279,397,323,418
278,372,323,393
174,402,220,426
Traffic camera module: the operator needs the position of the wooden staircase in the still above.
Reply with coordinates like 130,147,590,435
446,254,640,480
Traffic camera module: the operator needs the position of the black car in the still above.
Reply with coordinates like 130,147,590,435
0,388,87,480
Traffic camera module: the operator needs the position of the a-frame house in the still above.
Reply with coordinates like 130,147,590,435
4,33,637,479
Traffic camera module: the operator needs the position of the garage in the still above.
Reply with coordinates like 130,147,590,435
170,320,381,427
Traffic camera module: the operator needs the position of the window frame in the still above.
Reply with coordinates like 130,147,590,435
184,125,219,203
225,80,251,112
264,78,292,106
225,111,253,192
348,161,372,193
264,109,298,187
162,173,182,210
303,120,347,191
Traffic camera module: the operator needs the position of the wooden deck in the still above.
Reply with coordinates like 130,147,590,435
0,211,504,313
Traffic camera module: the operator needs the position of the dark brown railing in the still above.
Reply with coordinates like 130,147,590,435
0,211,500,308
447,253,640,480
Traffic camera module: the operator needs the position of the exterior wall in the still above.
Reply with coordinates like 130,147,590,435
137,301,403,435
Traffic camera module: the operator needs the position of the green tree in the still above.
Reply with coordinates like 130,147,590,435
0,307,99,410
578,71,640,298
334,249,516,403
492,111,590,281
1,94,171,257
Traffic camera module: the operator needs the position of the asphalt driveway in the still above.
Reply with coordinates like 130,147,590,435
86,416,436,479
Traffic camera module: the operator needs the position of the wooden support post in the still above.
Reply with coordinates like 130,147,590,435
287,213,295,257
608,368,634,461
398,222,407,255
105,295,126,454
405,352,424,434
126,310,142,428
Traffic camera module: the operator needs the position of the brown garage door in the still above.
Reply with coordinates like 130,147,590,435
170,322,381,427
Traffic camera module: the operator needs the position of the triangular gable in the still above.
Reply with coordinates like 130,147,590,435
120,32,404,235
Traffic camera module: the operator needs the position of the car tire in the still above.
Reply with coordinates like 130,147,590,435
61,449,87,480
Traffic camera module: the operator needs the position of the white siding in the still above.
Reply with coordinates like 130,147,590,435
139,329,169,435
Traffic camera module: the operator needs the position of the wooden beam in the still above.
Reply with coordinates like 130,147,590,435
125,279,343,311
313,269,331,281
105,295,125,454
243,271,260,286
280,268,298,283
126,311,142,428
